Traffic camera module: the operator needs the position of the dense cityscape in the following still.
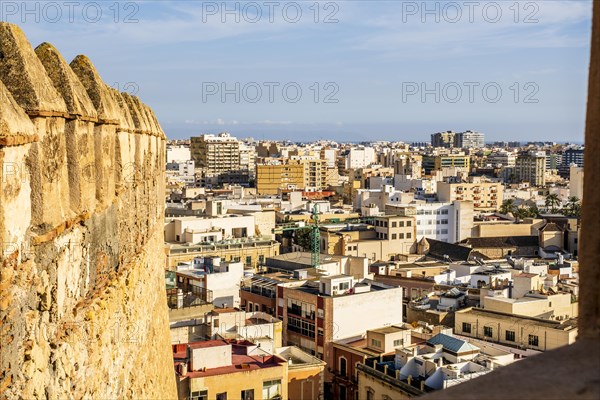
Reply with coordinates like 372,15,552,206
1,1,598,399
164,131,583,399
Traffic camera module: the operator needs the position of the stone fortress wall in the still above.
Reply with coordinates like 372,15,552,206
0,22,176,398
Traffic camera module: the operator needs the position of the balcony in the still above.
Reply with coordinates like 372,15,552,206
241,286,275,298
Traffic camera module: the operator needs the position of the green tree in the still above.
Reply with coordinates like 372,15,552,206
294,227,313,251
565,196,581,217
514,207,530,221
527,205,541,218
500,199,516,215
545,193,561,214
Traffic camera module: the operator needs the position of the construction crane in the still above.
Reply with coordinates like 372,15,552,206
273,204,322,268
273,205,375,269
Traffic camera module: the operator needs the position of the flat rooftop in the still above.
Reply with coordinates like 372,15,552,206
369,325,408,334
267,252,345,267
462,308,578,330
178,341,285,379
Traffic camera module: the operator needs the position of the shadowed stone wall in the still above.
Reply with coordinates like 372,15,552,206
0,22,176,398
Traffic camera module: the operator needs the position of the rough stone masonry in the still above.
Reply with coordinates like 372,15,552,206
0,22,177,398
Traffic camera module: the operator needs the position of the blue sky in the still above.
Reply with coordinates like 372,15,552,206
5,1,592,142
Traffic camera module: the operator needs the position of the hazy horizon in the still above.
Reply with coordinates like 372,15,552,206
6,0,592,142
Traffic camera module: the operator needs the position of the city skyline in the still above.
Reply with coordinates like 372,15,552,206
7,0,592,142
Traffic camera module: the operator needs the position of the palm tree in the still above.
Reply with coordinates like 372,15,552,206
545,193,561,214
500,199,516,215
527,204,541,218
565,196,581,216
514,207,530,221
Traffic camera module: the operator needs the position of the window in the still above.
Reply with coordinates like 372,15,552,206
484,326,493,338
262,380,281,399
529,334,539,347
216,393,227,400
339,281,350,291
213,319,219,328
288,316,315,337
340,357,347,376
241,389,254,400
407,221,412,226
370,338,382,348
392,234,397,240
393,339,404,347
505,330,515,342
406,233,411,239
340,385,347,400
190,390,208,400
392,221,397,228
462,322,471,333
245,256,252,265
399,233,404,239
399,221,405,227
318,328,324,336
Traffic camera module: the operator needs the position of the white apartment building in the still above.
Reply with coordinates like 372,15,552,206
321,149,337,168
167,160,195,176
345,147,376,169
175,257,245,308
239,142,257,180
166,160,196,184
455,130,485,148
486,151,516,168
165,215,256,243
166,144,191,162
394,175,437,196
385,201,474,244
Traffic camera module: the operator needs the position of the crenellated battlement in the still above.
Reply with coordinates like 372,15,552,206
0,22,176,399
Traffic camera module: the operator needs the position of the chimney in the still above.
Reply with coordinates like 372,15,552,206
508,281,513,299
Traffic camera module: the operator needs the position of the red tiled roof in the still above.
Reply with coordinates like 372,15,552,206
173,340,286,378
185,352,284,378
